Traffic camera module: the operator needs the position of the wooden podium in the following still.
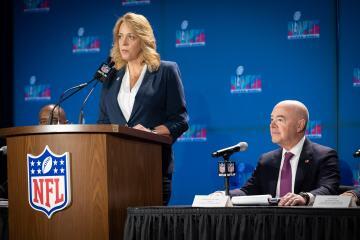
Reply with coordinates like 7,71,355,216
0,124,171,240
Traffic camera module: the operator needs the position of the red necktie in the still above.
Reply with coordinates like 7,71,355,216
280,152,294,197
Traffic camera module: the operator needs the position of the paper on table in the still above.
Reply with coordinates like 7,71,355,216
231,194,272,205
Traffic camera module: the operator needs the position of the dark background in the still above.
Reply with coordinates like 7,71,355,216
0,0,13,197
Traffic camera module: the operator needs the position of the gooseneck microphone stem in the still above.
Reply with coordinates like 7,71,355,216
48,78,96,124
78,80,100,124
223,154,230,196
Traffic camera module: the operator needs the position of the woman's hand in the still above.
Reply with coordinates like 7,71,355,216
133,124,151,132
133,124,172,139
153,125,171,136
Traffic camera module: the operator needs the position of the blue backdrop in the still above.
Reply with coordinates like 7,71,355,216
12,0,360,205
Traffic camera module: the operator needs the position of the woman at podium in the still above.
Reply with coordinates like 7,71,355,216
97,12,189,205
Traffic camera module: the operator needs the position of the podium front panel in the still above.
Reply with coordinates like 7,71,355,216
7,134,109,239
4,130,163,240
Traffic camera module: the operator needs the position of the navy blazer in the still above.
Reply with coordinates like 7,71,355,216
98,61,189,173
231,138,340,197
98,60,188,140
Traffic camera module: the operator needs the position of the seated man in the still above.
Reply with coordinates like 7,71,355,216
230,100,340,206
38,104,67,125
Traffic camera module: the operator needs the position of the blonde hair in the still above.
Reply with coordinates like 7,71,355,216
110,12,160,72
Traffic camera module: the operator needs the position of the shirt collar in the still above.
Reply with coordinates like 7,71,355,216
123,64,147,90
282,136,306,157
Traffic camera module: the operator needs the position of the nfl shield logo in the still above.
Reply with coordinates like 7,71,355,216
27,145,71,218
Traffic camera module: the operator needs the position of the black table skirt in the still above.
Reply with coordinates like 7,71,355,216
0,207,8,240
124,206,360,240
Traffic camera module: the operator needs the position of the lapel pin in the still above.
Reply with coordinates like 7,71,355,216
305,160,309,163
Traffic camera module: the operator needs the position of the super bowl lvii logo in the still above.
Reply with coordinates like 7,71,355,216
72,27,100,53
305,120,322,138
176,20,205,48
24,75,51,101
230,66,262,93
287,11,320,40
27,146,71,218
23,0,50,12
177,124,207,142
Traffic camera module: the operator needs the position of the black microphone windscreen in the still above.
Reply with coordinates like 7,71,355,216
354,149,360,158
94,60,115,82
211,142,248,158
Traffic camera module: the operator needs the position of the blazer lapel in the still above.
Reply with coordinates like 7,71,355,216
109,69,127,123
294,138,313,193
128,70,155,124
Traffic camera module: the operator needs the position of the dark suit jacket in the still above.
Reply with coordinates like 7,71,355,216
97,60,189,173
231,138,340,197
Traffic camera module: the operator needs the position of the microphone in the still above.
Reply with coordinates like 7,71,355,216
93,57,116,82
0,146,7,155
48,57,116,125
354,149,360,158
78,58,116,124
212,142,248,158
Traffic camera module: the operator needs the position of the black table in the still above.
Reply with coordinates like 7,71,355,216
124,206,360,240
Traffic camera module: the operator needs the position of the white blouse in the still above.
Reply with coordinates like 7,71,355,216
117,64,147,122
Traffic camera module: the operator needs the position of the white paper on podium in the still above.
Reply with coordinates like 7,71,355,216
231,194,271,205
192,195,233,207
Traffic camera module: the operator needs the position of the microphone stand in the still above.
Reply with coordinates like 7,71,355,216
48,57,115,125
78,80,100,124
48,78,96,124
222,153,231,196
213,145,243,196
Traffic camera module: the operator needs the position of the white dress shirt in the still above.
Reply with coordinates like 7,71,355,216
117,64,147,122
275,136,306,198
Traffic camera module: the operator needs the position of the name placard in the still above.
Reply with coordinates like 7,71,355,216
313,195,351,208
192,195,233,207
